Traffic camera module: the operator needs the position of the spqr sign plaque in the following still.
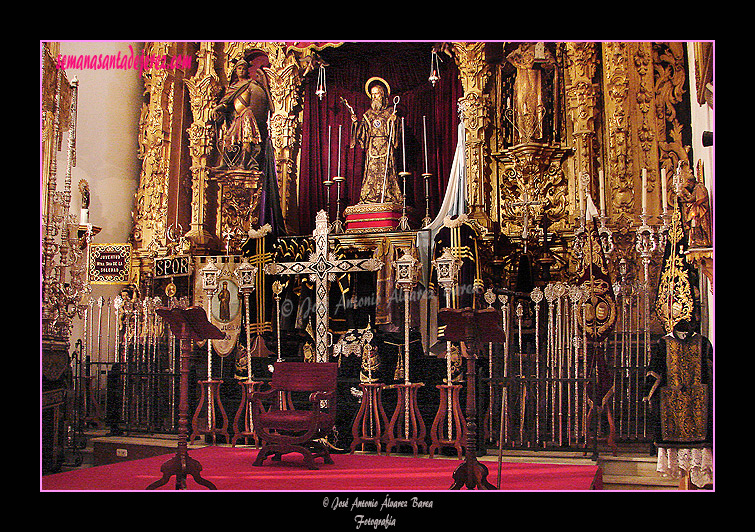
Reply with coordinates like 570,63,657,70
154,255,191,279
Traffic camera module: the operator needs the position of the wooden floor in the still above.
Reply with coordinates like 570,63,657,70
50,429,690,490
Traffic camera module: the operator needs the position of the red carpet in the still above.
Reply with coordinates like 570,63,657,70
41,447,602,491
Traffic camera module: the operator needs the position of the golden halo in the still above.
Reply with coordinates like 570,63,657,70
365,76,390,98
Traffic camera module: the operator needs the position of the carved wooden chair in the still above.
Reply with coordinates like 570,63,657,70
250,361,338,470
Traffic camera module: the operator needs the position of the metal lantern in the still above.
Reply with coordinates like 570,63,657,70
393,248,420,290
201,258,221,294
315,63,327,100
235,257,258,294
432,247,461,291
429,49,441,87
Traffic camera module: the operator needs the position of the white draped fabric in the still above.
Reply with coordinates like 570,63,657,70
656,446,713,488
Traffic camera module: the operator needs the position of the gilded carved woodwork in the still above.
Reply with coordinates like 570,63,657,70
263,43,306,231
222,42,320,236
215,170,264,252
496,143,572,239
185,42,222,253
601,42,664,231
126,41,698,310
132,41,323,263
598,42,689,298
653,42,690,197
564,42,599,217
451,42,493,234
490,43,573,271
134,42,175,257
42,42,88,340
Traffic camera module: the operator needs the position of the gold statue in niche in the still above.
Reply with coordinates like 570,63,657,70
212,57,271,172
506,42,554,143
677,160,713,249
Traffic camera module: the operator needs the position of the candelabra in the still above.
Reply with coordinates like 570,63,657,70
332,174,346,234
421,115,433,228
42,74,92,341
397,171,411,231
421,173,433,228
331,124,345,234
635,214,657,283
597,215,614,255
232,258,263,447
397,117,411,231
429,248,465,458
386,249,426,456
572,173,615,261
191,258,229,444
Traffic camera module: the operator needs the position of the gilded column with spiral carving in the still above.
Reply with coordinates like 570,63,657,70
601,41,663,229
185,42,223,252
452,42,493,233
133,42,174,256
264,43,317,235
564,42,600,223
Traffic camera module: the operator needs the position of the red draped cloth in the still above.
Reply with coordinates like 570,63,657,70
298,43,461,235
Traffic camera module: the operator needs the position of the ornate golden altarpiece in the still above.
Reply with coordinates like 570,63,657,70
127,41,706,336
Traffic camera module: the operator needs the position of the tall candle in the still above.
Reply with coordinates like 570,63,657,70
422,115,429,174
579,178,585,220
327,125,332,179
641,168,648,215
660,168,667,213
401,117,406,172
337,124,342,176
598,169,605,216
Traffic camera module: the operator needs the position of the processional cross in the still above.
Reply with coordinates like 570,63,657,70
264,210,383,362
508,189,543,253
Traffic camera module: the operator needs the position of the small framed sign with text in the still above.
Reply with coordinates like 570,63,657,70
88,243,132,284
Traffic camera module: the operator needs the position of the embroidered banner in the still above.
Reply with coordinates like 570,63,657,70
193,256,243,356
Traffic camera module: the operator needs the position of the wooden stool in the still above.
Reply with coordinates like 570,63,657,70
190,379,229,445
350,383,390,454
429,384,466,458
231,380,263,447
386,382,426,457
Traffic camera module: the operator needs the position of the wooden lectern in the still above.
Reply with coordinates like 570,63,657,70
146,306,224,490
438,307,506,490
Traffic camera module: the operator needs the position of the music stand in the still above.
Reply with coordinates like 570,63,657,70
438,307,505,490
146,306,224,490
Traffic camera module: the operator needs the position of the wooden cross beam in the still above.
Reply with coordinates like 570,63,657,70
264,211,383,362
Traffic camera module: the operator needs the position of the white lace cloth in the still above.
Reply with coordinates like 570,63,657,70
656,446,713,488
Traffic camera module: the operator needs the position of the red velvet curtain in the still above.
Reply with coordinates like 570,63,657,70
298,43,461,235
